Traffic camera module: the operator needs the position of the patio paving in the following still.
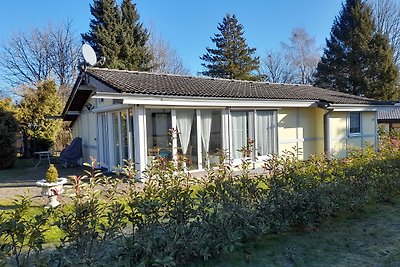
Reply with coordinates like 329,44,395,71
0,161,89,202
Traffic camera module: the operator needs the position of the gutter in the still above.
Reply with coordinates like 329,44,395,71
318,101,333,159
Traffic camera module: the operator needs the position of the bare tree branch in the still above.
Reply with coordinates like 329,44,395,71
281,27,320,84
0,20,80,95
147,25,190,75
261,50,296,83
368,0,400,67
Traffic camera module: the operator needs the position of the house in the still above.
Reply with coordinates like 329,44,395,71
377,105,400,132
62,67,394,178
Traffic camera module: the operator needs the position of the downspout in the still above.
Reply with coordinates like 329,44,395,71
318,101,333,159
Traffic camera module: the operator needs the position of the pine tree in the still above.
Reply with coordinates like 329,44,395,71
200,14,260,80
82,0,152,71
314,0,398,100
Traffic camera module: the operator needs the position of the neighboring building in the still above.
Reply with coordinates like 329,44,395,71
377,105,400,132
62,68,394,178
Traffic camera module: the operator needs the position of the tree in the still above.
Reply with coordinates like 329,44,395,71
0,106,18,169
315,0,398,100
16,80,63,157
82,0,152,71
368,0,400,68
200,14,260,80
147,27,190,75
281,28,320,84
261,50,296,83
0,21,80,94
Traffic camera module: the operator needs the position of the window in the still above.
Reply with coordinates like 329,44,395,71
349,112,361,134
231,110,277,159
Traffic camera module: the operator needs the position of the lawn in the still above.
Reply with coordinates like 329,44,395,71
0,158,34,181
189,199,400,267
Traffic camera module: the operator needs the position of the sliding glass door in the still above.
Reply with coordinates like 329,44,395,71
230,110,277,160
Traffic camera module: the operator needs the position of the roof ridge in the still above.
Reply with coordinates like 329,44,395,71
86,67,316,87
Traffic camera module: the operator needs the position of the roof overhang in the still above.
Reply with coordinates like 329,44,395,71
92,92,319,108
62,73,95,121
326,104,396,112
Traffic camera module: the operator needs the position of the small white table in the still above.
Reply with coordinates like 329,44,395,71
34,151,53,167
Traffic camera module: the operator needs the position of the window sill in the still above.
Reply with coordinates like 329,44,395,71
348,133,362,138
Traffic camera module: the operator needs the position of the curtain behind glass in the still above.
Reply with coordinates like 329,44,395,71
201,110,213,153
231,111,248,158
176,110,194,154
257,111,276,156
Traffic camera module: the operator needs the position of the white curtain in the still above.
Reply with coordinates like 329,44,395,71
257,111,276,155
176,110,194,155
231,111,248,158
201,110,213,153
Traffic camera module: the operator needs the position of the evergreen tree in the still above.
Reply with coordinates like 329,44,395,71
82,0,152,71
314,0,398,100
0,106,18,169
16,80,63,155
200,14,260,80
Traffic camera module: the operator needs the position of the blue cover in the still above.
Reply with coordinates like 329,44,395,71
60,137,83,165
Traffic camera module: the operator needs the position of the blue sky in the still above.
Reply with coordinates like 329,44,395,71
0,0,345,75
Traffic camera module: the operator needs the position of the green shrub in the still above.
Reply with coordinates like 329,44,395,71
45,164,58,183
3,136,400,266
0,195,51,267
0,107,18,169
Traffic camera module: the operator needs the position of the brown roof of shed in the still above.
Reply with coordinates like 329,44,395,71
85,68,390,105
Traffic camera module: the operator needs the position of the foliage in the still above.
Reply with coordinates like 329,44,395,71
16,80,63,154
314,0,399,100
2,135,400,266
0,195,51,267
82,0,153,71
45,164,59,183
200,14,260,81
0,106,18,169
52,158,129,266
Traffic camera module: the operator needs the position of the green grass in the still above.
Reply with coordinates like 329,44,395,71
189,199,400,267
0,158,34,180
0,200,64,245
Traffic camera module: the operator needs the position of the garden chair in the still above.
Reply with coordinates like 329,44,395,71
60,137,83,168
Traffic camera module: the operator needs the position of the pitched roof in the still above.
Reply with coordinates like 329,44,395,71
85,68,390,105
377,107,400,121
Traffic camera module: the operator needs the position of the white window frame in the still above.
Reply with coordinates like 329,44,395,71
229,109,278,163
349,111,362,136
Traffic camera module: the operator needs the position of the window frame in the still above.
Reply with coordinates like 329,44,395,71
349,111,362,136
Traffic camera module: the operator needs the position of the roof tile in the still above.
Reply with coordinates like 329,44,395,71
85,68,390,105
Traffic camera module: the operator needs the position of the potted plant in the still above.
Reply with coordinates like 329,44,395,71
36,164,67,208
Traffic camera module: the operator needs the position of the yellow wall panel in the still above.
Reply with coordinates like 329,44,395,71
362,112,375,135
278,108,298,141
330,112,347,139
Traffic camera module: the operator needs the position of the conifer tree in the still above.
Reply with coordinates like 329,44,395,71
314,0,398,100
200,14,260,80
82,0,152,71
16,80,63,155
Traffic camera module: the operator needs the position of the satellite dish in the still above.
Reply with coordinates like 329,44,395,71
82,44,97,66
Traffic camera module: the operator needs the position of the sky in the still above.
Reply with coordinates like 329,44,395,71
0,0,346,76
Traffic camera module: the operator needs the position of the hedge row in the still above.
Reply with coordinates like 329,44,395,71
1,136,400,266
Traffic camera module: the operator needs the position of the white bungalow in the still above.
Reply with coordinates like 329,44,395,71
62,68,394,178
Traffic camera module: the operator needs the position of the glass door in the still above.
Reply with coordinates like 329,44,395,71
99,113,109,168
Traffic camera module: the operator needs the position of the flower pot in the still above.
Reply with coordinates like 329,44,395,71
36,178,68,208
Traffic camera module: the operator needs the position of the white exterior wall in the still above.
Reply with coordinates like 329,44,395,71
71,100,98,163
